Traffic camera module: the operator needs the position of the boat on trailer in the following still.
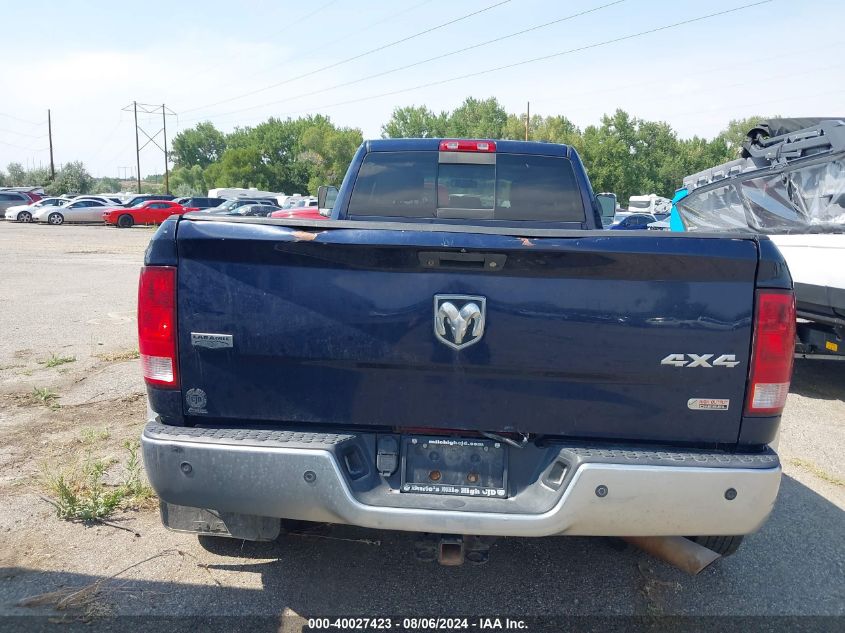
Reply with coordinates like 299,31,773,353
676,118,845,360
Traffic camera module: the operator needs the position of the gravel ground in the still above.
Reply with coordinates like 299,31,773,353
0,223,842,627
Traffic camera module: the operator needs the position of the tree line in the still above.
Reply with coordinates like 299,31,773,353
0,162,98,195
166,99,758,201
1,98,762,202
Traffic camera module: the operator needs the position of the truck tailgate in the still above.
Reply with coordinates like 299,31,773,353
175,219,758,444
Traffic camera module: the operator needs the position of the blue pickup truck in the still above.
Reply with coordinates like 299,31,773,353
140,138,794,565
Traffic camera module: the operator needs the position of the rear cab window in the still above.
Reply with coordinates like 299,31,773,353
347,149,586,225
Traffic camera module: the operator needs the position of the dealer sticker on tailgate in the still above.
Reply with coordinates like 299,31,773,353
687,398,730,411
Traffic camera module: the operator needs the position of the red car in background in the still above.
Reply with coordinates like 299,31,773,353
269,199,325,221
103,200,186,228
269,207,326,220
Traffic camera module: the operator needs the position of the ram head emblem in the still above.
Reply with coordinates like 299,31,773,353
434,295,487,350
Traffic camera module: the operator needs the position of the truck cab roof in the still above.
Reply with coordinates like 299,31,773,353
364,138,574,158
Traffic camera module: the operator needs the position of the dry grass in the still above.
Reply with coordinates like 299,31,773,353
788,458,844,487
96,349,140,363
79,427,111,444
17,549,182,618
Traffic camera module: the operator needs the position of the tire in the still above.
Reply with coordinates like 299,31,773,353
117,214,134,228
47,212,64,225
689,535,744,557
17,211,32,223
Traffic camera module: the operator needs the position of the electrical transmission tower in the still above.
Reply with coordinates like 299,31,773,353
121,102,177,194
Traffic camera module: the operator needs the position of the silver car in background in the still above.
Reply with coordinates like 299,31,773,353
32,198,112,225
4,197,68,223
0,190,32,214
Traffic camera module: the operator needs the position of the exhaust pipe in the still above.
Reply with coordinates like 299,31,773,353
623,536,721,575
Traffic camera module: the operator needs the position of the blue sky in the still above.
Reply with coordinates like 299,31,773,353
1,0,843,177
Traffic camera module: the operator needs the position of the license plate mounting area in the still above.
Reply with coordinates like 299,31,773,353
400,436,507,498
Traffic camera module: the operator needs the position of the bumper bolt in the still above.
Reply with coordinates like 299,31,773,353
725,487,737,500
179,462,192,474
303,470,317,483
595,485,608,498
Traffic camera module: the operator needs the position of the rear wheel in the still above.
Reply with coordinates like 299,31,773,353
117,214,134,228
689,535,744,557
47,212,64,225
17,211,32,223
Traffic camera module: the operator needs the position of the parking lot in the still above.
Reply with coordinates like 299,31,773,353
0,222,843,623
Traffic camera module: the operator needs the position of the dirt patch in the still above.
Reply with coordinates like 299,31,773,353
0,392,147,492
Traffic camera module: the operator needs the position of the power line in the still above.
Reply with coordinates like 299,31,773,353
669,86,845,122
0,111,44,126
526,41,842,115
284,0,342,30
0,138,48,152
90,119,127,161
179,0,343,86
555,61,845,120
237,0,435,85
181,0,626,124
0,126,47,139
327,0,435,44
214,0,774,127
179,0,514,115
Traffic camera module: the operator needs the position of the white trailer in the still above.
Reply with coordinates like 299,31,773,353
207,187,284,200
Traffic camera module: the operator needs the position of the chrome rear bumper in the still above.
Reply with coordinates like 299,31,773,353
142,421,781,538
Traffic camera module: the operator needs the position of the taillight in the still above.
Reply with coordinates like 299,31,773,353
138,266,178,388
745,290,795,415
439,139,496,152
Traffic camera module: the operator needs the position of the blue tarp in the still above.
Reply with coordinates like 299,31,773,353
669,188,688,232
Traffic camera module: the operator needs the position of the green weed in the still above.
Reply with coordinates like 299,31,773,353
46,458,124,521
121,440,155,506
44,442,156,521
31,387,58,406
40,353,76,368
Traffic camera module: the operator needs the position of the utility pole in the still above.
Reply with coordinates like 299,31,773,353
162,104,170,194
122,101,176,195
47,109,55,180
133,101,141,194
525,101,530,141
